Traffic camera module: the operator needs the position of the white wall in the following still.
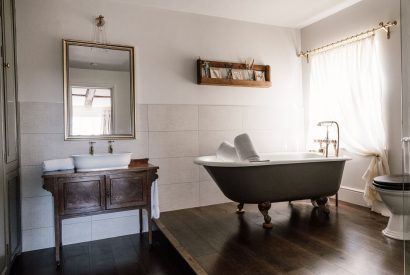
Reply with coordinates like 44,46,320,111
15,0,304,251
402,0,410,138
301,0,402,205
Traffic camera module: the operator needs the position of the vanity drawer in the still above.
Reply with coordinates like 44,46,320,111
58,176,106,215
105,172,148,210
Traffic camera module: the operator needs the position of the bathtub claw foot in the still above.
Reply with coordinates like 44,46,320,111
236,203,245,214
258,202,273,229
314,197,330,215
262,222,273,229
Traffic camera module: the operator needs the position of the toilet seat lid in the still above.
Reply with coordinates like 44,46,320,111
373,175,410,190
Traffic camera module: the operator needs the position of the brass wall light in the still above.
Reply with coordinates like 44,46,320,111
93,15,107,44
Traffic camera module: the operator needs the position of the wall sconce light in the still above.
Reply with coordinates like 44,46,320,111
93,14,107,44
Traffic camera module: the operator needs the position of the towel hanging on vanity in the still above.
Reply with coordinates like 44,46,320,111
151,181,160,219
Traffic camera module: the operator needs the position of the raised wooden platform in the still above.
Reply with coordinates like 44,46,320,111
155,201,406,275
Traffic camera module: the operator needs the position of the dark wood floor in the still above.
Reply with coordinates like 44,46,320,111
10,231,194,275
156,201,407,275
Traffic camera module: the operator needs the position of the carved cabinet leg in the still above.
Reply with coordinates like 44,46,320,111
147,208,152,245
314,197,330,214
139,209,143,237
258,201,273,229
236,202,245,214
54,216,62,266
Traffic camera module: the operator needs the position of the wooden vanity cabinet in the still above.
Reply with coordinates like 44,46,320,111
42,159,158,265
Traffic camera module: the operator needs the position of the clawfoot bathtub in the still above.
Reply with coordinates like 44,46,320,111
194,153,350,228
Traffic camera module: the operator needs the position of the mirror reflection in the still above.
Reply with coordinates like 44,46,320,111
71,86,112,135
64,40,135,140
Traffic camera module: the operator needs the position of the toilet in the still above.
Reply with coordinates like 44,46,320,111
373,175,410,240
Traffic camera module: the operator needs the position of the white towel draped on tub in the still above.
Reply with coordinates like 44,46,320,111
234,133,260,161
42,158,75,172
216,141,239,161
151,180,160,219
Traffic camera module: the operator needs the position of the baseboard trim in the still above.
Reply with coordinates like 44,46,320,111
338,186,367,207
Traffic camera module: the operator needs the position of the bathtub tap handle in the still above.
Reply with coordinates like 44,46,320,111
316,121,340,157
108,140,114,154
89,141,96,155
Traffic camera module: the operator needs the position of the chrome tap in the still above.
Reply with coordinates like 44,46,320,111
315,121,340,157
89,141,96,155
108,140,114,154
314,138,338,157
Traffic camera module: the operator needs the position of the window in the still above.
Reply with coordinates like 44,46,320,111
70,86,113,136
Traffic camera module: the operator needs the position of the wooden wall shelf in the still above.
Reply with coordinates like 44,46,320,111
197,59,271,88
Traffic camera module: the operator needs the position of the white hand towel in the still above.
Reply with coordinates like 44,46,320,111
234,133,260,161
151,180,160,219
42,158,75,172
216,141,239,161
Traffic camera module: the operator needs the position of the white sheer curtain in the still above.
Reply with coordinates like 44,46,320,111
102,109,112,135
308,37,390,216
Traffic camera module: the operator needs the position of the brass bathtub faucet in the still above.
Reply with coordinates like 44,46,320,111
315,121,340,157
314,138,337,157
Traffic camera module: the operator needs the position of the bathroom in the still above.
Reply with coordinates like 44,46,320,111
0,0,409,274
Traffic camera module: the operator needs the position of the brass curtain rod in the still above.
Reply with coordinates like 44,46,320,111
298,21,397,62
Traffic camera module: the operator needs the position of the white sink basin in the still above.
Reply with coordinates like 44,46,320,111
72,153,132,172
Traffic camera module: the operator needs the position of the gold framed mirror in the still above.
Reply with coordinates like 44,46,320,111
63,39,135,140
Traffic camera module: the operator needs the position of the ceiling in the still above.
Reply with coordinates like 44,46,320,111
127,0,362,28
69,45,130,71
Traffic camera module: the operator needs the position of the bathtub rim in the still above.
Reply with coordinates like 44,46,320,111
194,152,351,167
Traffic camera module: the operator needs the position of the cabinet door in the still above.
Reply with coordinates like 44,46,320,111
105,172,147,210
58,176,105,216
6,169,19,262
2,0,17,164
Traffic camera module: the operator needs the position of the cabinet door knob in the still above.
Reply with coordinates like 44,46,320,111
4,63,10,68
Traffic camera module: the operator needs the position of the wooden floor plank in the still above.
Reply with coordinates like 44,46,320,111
11,232,195,275
156,201,405,275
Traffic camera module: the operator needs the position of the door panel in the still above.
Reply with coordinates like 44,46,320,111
58,176,105,215
2,0,17,164
7,169,19,261
0,16,6,263
106,172,147,209
0,167,6,273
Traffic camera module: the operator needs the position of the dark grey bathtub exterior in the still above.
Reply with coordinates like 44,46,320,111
203,160,347,204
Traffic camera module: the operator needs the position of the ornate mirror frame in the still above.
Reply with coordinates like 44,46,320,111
63,39,136,140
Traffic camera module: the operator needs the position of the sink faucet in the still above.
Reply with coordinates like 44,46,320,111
108,140,114,154
89,141,96,155
315,121,340,157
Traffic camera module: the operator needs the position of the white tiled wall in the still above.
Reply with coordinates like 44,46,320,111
198,106,242,131
19,103,303,251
